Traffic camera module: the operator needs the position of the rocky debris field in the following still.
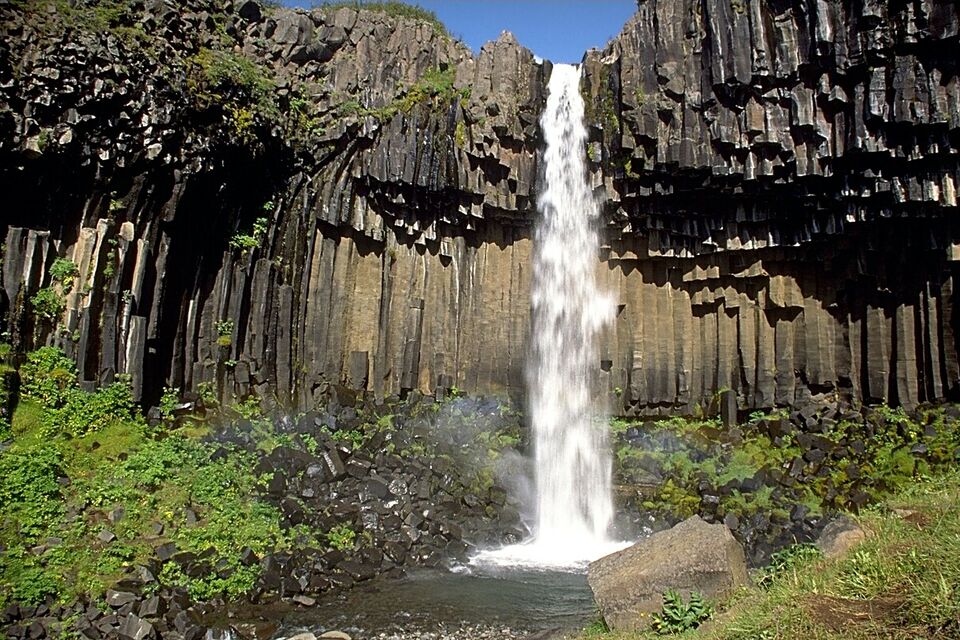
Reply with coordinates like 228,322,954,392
0,375,529,640
613,397,960,565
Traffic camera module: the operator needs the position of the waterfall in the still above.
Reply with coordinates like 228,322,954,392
473,64,624,569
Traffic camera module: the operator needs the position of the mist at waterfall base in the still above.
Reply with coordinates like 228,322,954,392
472,63,629,571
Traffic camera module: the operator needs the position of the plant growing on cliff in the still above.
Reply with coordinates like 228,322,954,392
187,48,279,138
651,589,713,634
230,217,269,254
50,258,80,289
30,287,65,321
339,66,469,124
216,319,234,346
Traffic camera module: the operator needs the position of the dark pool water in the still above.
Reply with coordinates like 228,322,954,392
274,565,595,639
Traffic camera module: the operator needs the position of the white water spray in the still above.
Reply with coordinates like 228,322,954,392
473,64,624,570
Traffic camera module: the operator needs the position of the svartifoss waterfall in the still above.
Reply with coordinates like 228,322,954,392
474,64,624,570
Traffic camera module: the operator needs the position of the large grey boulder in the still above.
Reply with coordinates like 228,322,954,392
587,516,748,631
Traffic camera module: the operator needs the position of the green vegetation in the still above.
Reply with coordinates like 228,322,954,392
612,404,960,526
455,120,468,148
215,319,234,347
159,386,180,424
11,0,150,46
338,66,469,124
50,258,80,289
20,346,142,438
317,1,448,37
651,590,714,635
326,524,357,551
187,48,279,140
0,347,298,607
29,258,82,321
229,216,269,253
29,287,65,321
755,543,823,590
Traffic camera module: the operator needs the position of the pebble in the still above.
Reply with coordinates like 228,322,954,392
371,624,528,640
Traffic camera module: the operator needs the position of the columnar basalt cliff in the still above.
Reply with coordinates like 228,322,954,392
1,0,959,415
584,0,960,414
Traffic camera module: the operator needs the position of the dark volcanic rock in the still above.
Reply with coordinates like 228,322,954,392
0,0,957,414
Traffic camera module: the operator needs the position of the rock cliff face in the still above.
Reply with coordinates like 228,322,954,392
1,0,958,414
584,0,960,412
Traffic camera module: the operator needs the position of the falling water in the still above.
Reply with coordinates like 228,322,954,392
473,64,623,569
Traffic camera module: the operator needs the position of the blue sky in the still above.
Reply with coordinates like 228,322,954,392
284,1,638,64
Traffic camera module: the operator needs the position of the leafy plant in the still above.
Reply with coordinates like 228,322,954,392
30,287,65,320
229,217,268,253
159,386,180,423
42,375,142,438
0,446,64,539
187,48,279,132
50,258,80,289
651,589,713,634
216,319,234,346
20,346,77,407
327,524,357,551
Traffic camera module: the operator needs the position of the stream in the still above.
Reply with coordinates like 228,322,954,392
269,566,594,639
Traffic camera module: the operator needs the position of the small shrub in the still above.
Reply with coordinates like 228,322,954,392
43,375,142,438
30,287,65,320
159,386,180,423
49,258,80,289
327,524,357,551
651,589,713,635
188,48,279,134
216,319,234,346
233,395,263,421
20,347,77,407
229,217,268,253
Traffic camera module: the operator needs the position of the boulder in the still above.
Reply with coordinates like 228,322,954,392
587,516,748,631
816,515,866,559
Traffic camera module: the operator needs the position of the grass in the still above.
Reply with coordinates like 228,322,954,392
580,470,960,639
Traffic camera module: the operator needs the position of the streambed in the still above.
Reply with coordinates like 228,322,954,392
235,566,595,640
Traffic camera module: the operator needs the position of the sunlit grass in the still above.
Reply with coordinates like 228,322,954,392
581,471,960,640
